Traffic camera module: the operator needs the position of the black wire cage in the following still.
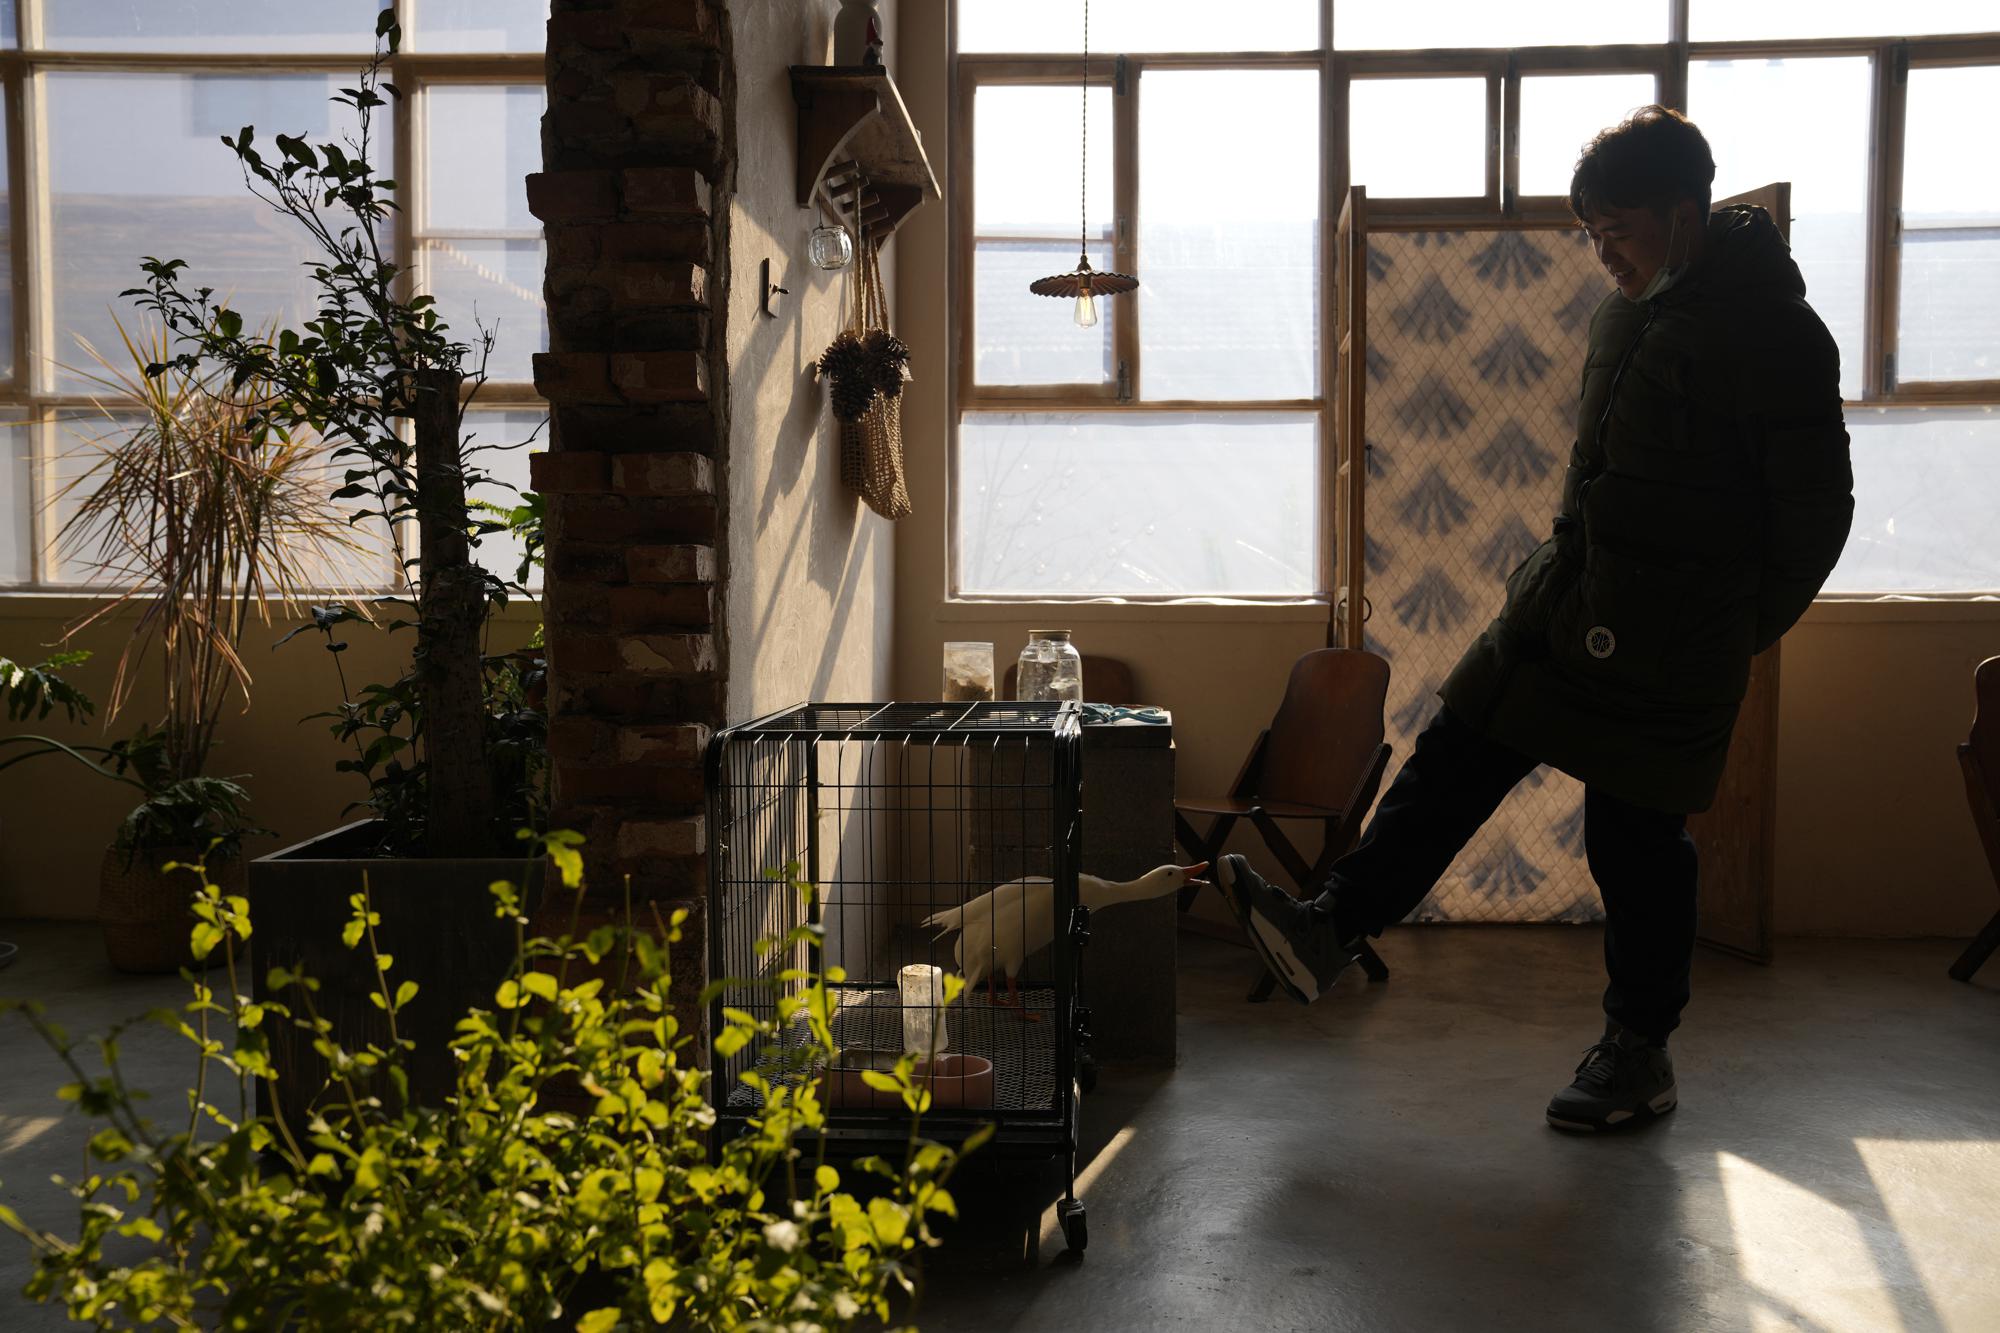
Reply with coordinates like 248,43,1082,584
706,701,1093,1249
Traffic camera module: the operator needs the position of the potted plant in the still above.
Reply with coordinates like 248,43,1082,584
1,311,355,971
129,13,548,1112
2,850,978,1329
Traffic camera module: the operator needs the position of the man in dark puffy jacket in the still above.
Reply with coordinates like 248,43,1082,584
1220,107,1853,1131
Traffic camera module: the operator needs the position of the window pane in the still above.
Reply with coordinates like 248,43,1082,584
0,421,29,582
973,85,1113,386
43,0,386,52
1518,74,1659,198
1337,0,1663,48
413,0,548,52
420,84,546,382
974,241,1115,386
46,411,137,586
0,98,12,382
1140,69,1319,400
1691,0,1996,40
957,412,1317,597
1897,66,2000,384
423,240,547,385
1690,57,1871,400
46,72,384,395
1350,78,1486,199
1827,407,2000,593
974,85,1110,237
959,0,1317,52
424,85,542,233
464,411,547,590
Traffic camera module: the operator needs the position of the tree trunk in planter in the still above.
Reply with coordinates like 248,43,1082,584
99,844,240,973
412,366,495,857
249,821,545,1133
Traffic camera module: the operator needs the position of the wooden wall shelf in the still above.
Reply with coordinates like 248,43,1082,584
790,65,940,239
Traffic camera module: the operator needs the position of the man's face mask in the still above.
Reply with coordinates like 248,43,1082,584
1635,209,1686,303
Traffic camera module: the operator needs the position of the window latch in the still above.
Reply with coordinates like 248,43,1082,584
1116,359,1131,401
1115,55,1128,97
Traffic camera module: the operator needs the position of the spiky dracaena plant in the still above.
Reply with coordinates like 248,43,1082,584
53,314,369,799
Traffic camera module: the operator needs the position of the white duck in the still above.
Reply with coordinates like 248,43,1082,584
921,863,1209,1016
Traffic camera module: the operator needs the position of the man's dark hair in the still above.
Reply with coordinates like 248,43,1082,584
1568,105,1716,221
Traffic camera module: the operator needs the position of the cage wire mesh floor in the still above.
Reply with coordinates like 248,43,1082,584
723,983,1061,1115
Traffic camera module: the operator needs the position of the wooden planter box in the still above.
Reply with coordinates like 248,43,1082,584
249,820,544,1131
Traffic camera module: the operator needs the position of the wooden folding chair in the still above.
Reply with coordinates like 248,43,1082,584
1175,648,1394,1001
1001,654,1138,706
1951,655,2000,983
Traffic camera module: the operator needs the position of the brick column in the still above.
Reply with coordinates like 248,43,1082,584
531,0,731,994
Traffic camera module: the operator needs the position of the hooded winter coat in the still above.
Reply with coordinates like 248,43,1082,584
1439,204,1854,814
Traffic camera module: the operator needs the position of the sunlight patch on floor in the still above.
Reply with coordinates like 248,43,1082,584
1717,1149,1906,1332
1853,1138,2000,1333
1038,1125,1135,1252
0,1115,61,1156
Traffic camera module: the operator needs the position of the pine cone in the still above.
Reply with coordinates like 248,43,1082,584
817,331,876,421
861,329,911,400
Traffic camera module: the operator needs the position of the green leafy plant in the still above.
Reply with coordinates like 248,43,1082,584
126,13,544,859
0,657,263,861
1,843,978,1330
0,650,96,725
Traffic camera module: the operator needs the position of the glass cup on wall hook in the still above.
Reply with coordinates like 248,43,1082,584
809,222,854,270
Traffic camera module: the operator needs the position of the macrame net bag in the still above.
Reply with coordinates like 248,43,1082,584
827,232,912,520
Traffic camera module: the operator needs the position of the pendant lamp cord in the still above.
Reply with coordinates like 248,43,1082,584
1079,0,1088,264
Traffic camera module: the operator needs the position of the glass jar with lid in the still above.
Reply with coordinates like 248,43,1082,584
1014,630,1084,703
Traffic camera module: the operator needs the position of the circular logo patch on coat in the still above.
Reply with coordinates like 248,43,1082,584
1585,626,1617,659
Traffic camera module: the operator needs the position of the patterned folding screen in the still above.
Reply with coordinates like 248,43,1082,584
1362,227,1609,924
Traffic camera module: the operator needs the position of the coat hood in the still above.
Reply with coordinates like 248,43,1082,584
1669,203,1807,304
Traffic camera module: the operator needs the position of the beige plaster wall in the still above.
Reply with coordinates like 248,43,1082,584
0,597,541,920
722,0,899,724
890,1,1999,941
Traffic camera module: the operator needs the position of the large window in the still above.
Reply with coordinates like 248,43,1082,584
958,59,1323,598
0,0,548,590
954,3,2000,598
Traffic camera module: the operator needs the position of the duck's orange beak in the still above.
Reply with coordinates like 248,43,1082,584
1182,861,1211,887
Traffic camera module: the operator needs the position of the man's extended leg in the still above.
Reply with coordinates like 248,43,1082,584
1545,785,1697,1130
1219,706,1538,1002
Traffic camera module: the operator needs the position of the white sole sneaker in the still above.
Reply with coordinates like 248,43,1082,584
1546,1084,1678,1133
1218,856,1329,1005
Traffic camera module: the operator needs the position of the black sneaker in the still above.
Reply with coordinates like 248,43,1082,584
1545,1029,1677,1132
1216,854,1362,1004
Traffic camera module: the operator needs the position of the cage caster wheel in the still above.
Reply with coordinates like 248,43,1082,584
1057,1198,1088,1253
1077,1052,1099,1095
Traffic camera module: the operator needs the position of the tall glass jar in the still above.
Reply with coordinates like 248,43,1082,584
1015,630,1084,703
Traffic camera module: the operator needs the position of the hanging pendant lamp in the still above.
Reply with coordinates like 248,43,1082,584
1029,0,1136,327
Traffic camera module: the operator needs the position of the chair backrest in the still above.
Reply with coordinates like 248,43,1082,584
1968,657,2000,795
1255,648,1391,813
1000,654,1139,707
1964,657,2000,873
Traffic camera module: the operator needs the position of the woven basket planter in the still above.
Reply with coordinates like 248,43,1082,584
98,844,242,974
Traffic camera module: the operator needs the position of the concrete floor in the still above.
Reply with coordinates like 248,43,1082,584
3,923,1998,1331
